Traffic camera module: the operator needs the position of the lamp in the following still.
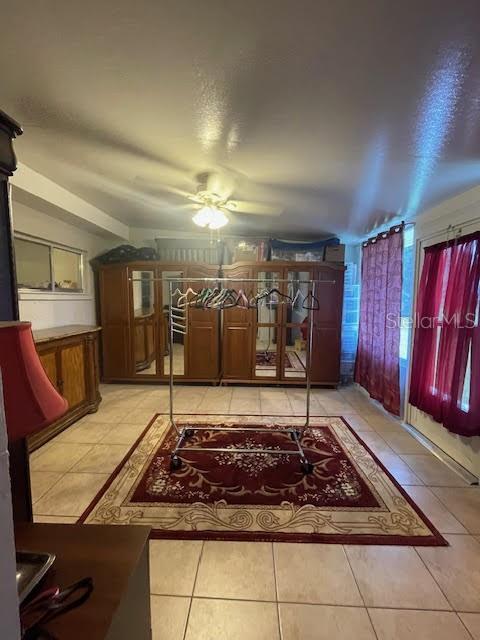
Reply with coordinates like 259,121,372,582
192,206,229,230
0,321,68,521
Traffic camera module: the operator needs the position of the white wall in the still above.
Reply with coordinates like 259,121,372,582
12,200,115,330
406,186,480,478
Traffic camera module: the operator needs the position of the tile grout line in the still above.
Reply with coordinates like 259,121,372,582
456,612,476,640
182,540,205,640
427,487,478,532
30,470,68,505
342,545,380,640
163,592,479,612
271,543,282,640
412,544,457,613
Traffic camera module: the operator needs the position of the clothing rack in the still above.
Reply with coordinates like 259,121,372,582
164,276,334,475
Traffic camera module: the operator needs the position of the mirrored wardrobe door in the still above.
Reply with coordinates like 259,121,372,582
255,325,280,378
160,270,186,377
281,269,311,380
254,270,282,378
131,269,157,375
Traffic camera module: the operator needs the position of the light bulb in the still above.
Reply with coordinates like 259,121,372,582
208,209,229,229
192,206,214,227
192,206,228,229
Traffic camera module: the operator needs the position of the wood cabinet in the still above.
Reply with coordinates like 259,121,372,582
28,325,102,451
133,313,156,371
97,260,345,386
221,263,254,379
185,263,220,380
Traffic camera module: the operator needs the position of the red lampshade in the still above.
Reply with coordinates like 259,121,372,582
0,321,68,442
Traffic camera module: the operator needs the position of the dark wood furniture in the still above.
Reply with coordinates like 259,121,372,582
0,111,31,523
15,523,152,640
97,260,345,386
98,262,219,382
27,325,102,451
133,312,156,371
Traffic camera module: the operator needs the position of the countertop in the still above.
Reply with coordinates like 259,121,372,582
33,324,101,343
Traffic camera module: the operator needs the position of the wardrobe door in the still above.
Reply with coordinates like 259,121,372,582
222,264,253,380
185,264,220,380
159,268,186,378
311,266,345,384
253,268,282,380
129,266,158,377
187,307,219,379
99,265,130,380
280,267,314,381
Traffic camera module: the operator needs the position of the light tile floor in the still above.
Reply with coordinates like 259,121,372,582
30,383,480,639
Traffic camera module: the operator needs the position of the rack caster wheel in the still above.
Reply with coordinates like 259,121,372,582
184,428,194,438
300,460,314,475
170,456,182,471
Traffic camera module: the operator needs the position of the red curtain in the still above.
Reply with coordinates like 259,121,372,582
409,231,480,436
355,228,403,415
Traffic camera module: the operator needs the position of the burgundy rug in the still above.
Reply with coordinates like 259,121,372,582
256,351,305,371
79,415,446,546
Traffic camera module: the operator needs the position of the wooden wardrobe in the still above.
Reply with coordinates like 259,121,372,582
97,260,345,386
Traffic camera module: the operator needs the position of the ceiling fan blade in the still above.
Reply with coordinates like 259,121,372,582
178,202,201,210
225,200,283,216
133,176,194,199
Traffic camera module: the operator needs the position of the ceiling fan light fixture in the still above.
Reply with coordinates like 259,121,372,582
208,209,229,229
192,205,228,229
192,206,213,227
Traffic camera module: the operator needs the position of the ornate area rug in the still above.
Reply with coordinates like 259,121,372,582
79,415,446,545
256,351,305,371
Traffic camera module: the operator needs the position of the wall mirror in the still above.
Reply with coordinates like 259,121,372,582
132,270,156,375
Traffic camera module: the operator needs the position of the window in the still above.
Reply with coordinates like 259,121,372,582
14,236,85,293
399,225,415,361
409,231,480,435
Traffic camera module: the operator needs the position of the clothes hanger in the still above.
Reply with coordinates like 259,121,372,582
220,289,240,308
209,288,233,308
193,287,216,307
203,287,221,307
233,289,249,309
266,287,293,305
302,291,320,310
251,287,269,307
245,289,256,308
292,289,305,308
177,287,196,307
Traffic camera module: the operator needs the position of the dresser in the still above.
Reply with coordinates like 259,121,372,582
27,325,102,451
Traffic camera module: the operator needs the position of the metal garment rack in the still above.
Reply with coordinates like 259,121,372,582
165,276,334,475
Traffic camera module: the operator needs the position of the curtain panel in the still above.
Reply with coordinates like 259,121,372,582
355,228,403,415
409,231,480,437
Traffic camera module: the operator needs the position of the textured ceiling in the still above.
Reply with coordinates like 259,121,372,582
2,0,480,240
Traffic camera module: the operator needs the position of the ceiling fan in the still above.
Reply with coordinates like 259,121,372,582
135,170,283,229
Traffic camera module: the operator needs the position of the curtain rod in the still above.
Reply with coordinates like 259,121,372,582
362,220,415,247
